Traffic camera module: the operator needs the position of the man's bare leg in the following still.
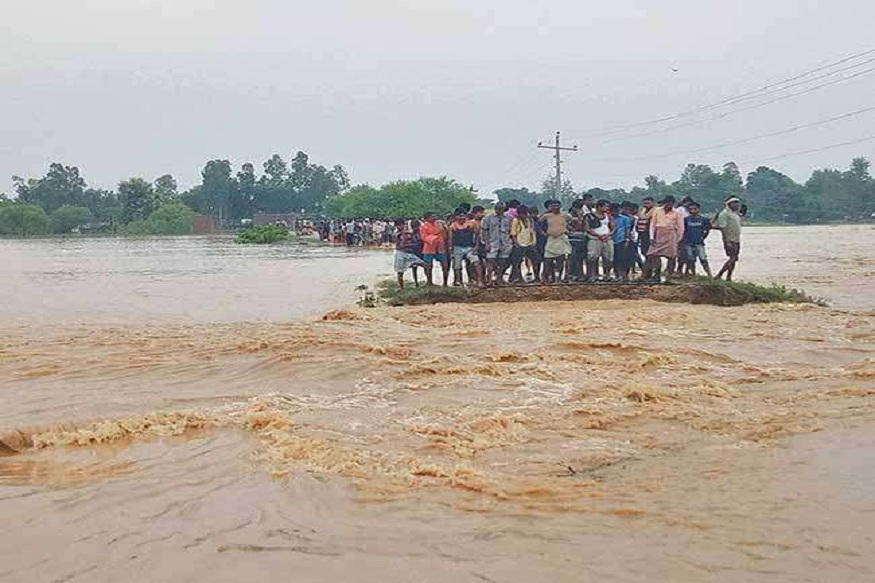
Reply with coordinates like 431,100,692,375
701,258,713,278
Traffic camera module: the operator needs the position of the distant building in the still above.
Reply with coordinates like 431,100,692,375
193,215,218,234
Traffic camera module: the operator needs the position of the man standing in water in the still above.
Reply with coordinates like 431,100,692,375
713,197,744,281
644,195,685,282
481,202,513,286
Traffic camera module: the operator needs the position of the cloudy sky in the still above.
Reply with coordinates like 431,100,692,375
2,0,873,196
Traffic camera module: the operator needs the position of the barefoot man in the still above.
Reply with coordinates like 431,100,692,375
713,197,744,281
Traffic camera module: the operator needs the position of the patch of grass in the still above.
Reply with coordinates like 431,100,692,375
374,279,470,306
686,277,825,307
235,225,290,244
371,276,823,308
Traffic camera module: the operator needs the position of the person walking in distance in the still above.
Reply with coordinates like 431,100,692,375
713,197,744,281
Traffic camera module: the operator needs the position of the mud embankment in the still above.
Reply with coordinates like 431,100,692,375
380,280,818,308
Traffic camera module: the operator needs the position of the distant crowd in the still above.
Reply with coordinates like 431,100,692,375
319,219,397,247
388,194,745,289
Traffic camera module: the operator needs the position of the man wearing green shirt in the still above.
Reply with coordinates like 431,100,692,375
714,197,743,281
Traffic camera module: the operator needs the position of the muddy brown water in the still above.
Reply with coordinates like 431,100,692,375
1,226,873,583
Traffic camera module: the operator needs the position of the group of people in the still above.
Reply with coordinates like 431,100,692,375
391,194,745,289
321,219,396,247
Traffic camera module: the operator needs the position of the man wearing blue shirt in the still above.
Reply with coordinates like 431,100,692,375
683,202,712,277
611,203,633,281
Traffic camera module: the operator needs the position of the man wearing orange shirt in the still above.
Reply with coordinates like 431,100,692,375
419,212,449,286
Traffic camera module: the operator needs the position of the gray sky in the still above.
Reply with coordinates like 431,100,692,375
2,0,874,197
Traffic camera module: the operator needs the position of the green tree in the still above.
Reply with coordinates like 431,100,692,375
641,175,668,199
49,205,92,234
0,204,49,236
324,177,475,219
13,163,87,213
744,166,803,222
119,177,156,223
540,175,576,207
82,188,122,225
330,165,351,193
178,185,208,214
233,163,257,221
495,187,543,209
201,159,234,222
153,174,178,206
844,157,874,219
803,168,845,222
263,154,288,184
148,203,195,235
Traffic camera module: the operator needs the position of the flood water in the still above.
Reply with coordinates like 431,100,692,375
1,225,873,583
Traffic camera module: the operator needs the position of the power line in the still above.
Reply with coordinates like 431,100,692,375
591,64,875,144
569,47,875,138
740,134,875,165
599,105,875,162
496,159,555,190
492,153,549,186
482,149,540,185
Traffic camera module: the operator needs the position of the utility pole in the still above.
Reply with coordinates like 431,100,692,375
537,131,578,192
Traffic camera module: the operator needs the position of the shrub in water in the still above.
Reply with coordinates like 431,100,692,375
236,225,290,244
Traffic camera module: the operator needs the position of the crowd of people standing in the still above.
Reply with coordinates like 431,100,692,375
319,219,397,247
391,194,745,289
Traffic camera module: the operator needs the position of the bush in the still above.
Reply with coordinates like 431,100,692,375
148,203,195,235
686,278,824,307
236,225,289,244
374,279,469,306
49,205,92,234
0,204,49,237
119,220,153,236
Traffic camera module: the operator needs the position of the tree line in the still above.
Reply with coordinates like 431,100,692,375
498,157,875,223
0,151,351,236
1,154,872,237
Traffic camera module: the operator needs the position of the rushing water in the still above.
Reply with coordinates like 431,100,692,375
0,226,873,583
0,235,391,327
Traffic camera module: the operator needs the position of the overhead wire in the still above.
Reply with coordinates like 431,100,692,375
597,105,875,162
739,134,875,165
589,64,875,144
568,47,875,139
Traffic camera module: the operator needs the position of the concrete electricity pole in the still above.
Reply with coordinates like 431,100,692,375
537,131,578,191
